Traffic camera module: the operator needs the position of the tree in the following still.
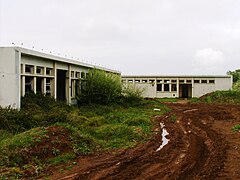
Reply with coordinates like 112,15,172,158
227,69,240,83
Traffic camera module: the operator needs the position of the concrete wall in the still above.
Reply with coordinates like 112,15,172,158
0,47,120,108
0,48,20,108
122,76,232,98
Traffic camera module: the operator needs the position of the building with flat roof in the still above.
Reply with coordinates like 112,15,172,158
0,46,233,108
0,47,120,108
122,75,232,98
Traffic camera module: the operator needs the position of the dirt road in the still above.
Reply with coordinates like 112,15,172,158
47,103,240,180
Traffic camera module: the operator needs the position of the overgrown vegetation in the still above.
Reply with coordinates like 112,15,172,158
227,69,240,91
199,90,240,104
0,82,168,178
76,68,144,106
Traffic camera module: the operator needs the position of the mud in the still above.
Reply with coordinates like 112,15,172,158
45,103,240,180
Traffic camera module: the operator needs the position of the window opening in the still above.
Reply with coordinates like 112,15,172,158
164,84,170,91
171,84,177,91
157,84,162,91
25,65,34,74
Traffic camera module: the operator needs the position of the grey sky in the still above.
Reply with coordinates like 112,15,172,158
0,0,239,75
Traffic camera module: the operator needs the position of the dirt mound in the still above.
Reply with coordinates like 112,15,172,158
23,126,74,177
44,103,240,180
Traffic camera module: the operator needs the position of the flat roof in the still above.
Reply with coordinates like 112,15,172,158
122,75,231,78
1,46,120,74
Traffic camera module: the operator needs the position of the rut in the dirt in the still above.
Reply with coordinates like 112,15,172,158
46,103,240,180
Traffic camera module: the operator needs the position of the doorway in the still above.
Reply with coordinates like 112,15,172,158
179,84,192,98
57,70,66,101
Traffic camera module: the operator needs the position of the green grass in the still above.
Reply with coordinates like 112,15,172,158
0,94,169,178
200,90,240,104
232,124,240,132
155,98,178,103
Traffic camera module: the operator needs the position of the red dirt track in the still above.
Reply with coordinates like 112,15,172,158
46,103,240,180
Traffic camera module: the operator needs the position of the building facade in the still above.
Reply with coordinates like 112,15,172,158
122,75,232,98
0,47,119,108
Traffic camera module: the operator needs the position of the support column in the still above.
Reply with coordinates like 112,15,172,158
22,76,25,97
177,78,179,98
67,64,71,104
53,62,57,99
33,65,37,93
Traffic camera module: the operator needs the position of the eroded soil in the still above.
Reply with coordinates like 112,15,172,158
43,103,240,180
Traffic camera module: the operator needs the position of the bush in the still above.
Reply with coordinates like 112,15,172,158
120,85,144,106
76,69,122,105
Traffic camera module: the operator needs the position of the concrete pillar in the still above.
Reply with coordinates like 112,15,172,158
21,64,25,97
67,64,71,104
33,65,37,93
176,78,179,98
33,77,37,93
43,78,46,94
53,62,57,99
22,76,25,97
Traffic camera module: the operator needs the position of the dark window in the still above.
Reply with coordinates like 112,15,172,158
142,80,148,83
81,72,85,78
209,80,215,83
135,80,140,83
164,80,170,83
164,84,170,91
76,72,80,78
36,67,43,74
46,78,51,96
25,76,33,92
157,84,162,91
25,65,34,74
194,80,200,83
171,80,177,83
149,80,155,83
157,80,162,83
36,77,43,94
201,80,207,83
171,84,177,91
46,68,52,76
186,80,192,83
179,80,184,83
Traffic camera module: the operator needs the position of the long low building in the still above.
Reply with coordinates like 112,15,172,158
122,75,232,98
0,47,120,108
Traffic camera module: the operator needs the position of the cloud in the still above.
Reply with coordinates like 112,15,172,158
192,48,226,74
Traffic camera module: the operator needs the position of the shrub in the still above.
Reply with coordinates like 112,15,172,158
76,69,122,105
120,85,144,106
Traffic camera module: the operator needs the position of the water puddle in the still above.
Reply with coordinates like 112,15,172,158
156,122,169,152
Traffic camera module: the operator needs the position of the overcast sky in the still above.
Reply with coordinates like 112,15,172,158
0,0,240,75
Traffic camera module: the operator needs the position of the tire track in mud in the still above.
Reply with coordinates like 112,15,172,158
47,103,240,180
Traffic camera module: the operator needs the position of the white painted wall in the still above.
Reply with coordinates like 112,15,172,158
192,84,215,97
122,76,232,98
0,48,20,108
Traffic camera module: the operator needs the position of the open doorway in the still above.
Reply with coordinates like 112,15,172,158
57,69,66,101
179,84,192,98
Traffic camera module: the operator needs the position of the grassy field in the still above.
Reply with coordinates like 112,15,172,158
0,93,169,179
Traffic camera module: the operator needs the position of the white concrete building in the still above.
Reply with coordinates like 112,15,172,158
122,75,232,98
0,47,119,108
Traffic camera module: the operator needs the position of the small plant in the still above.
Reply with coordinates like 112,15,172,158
52,148,61,156
232,124,240,132
170,114,177,123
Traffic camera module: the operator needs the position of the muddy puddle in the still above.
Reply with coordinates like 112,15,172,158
156,122,169,151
